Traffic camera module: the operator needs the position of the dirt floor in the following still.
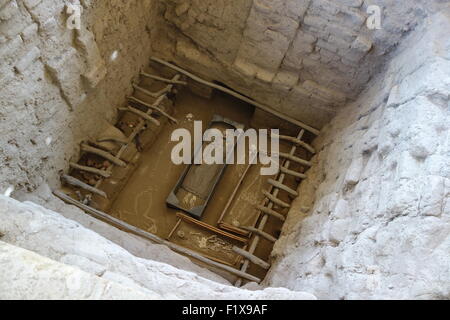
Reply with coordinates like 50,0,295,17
109,89,300,281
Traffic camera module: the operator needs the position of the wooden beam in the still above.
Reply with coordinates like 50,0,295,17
278,152,312,167
140,72,187,85
150,57,320,136
53,190,261,283
128,96,178,124
262,190,290,208
61,175,107,198
240,226,277,243
118,106,160,126
279,166,307,179
69,162,111,178
167,218,181,240
81,144,126,167
232,246,270,270
256,204,286,222
272,134,316,154
267,179,298,197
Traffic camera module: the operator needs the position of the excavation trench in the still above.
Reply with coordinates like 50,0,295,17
56,60,317,285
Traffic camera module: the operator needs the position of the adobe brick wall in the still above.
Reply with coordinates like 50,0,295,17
157,0,445,128
0,0,158,194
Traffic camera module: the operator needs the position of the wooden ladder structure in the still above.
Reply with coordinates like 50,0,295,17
233,129,316,286
60,72,185,200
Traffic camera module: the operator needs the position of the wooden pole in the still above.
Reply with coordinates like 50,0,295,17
118,106,161,126
53,190,261,283
240,226,277,243
278,152,312,167
279,166,306,179
256,204,286,222
166,218,181,240
97,136,128,145
133,83,170,98
61,175,107,198
267,179,299,197
150,57,320,136
128,96,178,124
81,144,126,167
272,134,316,154
69,162,111,178
262,190,290,208
232,246,270,270
140,72,187,85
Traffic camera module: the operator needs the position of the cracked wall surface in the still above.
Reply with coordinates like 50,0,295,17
156,0,445,128
264,13,450,299
0,194,316,300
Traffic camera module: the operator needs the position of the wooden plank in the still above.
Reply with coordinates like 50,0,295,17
69,162,111,178
61,175,107,198
167,219,181,240
53,190,261,283
240,226,277,243
232,246,270,270
176,212,248,244
267,179,298,197
262,190,290,208
256,204,286,222
81,144,126,167
150,57,321,136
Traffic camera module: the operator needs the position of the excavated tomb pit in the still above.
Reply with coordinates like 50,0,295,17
55,60,318,284
1,0,449,300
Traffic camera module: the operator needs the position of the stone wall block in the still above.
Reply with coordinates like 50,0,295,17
0,34,22,62
285,0,310,19
23,0,42,10
344,156,364,186
14,45,40,73
0,0,18,21
419,176,445,217
44,47,85,108
20,22,38,43
0,4,29,39
27,0,65,25
75,28,107,88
